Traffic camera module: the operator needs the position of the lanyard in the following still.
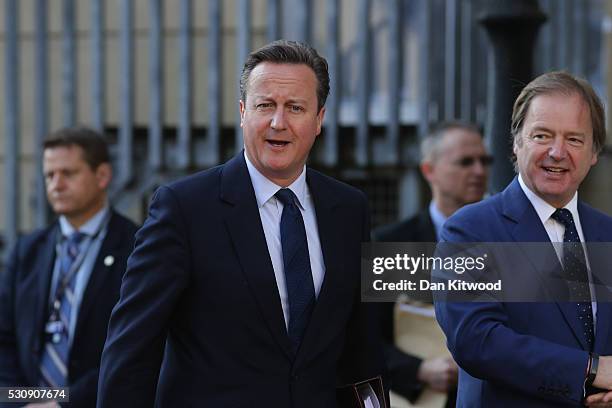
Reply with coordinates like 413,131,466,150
48,211,111,319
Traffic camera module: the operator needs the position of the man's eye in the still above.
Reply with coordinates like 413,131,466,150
568,137,584,146
256,103,273,110
289,105,304,112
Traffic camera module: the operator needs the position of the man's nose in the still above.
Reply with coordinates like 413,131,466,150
548,136,568,160
270,107,287,130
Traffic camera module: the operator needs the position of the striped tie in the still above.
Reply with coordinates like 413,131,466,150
40,231,85,387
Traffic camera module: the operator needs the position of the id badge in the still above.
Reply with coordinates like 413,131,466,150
45,320,64,344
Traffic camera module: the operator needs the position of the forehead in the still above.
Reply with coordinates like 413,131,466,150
246,62,317,98
43,145,87,167
437,128,484,156
524,92,592,132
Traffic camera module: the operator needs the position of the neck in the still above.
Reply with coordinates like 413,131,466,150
64,199,107,229
432,197,459,218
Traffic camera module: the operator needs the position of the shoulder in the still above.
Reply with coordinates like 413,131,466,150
307,167,367,205
6,224,55,262
109,210,139,236
373,212,425,242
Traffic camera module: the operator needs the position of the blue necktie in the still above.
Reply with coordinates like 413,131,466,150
40,231,86,386
275,188,316,355
551,208,594,350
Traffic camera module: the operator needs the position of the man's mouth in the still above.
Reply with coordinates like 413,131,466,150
543,166,568,174
267,139,290,147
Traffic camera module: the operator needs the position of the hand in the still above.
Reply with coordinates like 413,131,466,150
417,356,458,392
585,391,612,407
594,356,612,390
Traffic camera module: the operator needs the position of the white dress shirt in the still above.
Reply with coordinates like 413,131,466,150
518,175,596,321
244,152,325,329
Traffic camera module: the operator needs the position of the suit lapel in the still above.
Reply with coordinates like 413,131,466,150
295,169,344,367
502,179,589,350
220,154,294,360
75,212,123,333
30,226,57,375
578,203,612,352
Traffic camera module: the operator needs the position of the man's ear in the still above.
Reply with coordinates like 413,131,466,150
315,107,326,136
95,163,112,190
239,100,246,127
420,161,435,184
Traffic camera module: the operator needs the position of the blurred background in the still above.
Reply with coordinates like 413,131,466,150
1,0,612,262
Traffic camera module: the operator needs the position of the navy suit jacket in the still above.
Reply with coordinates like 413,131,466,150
434,178,612,407
97,153,384,408
0,211,137,407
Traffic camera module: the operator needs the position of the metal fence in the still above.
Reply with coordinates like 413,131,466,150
1,0,606,253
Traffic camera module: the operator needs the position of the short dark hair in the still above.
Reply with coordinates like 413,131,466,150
421,120,482,162
239,40,330,112
511,71,606,153
43,126,110,169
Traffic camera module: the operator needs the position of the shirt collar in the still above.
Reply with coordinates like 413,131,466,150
429,200,448,240
243,151,307,210
518,174,579,224
59,204,110,238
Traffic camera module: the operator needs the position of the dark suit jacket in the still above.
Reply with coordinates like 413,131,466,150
374,211,456,407
97,153,384,408
0,210,137,407
434,178,612,407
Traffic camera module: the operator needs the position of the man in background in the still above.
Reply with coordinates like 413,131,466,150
374,121,490,406
0,127,137,407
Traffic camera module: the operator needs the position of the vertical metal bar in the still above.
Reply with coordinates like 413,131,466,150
176,0,193,170
573,0,586,76
460,0,472,121
557,0,567,69
356,0,370,166
444,0,457,120
149,0,163,171
267,0,281,42
4,0,20,249
294,0,311,43
91,0,105,131
118,0,134,186
236,0,251,152
323,0,340,166
386,0,401,165
418,0,431,139
63,0,77,126
539,0,552,71
177,0,192,169
34,0,49,228
205,0,221,165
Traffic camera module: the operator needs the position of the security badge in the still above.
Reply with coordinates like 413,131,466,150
45,300,65,344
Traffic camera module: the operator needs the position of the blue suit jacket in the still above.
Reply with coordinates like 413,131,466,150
434,178,612,407
97,153,384,408
0,211,137,407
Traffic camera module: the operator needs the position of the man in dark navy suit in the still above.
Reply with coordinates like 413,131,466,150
97,40,384,408
0,127,137,407
435,71,612,407
374,121,490,406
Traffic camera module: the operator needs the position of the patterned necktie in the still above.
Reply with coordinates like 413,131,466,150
40,231,86,387
275,188,316,355
551,208,594,350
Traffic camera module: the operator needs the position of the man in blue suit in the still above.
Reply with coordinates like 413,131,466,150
97,40,384,407
435,71,612,407
0,127,137,407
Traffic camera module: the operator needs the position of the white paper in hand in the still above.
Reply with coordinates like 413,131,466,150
357,383,381,408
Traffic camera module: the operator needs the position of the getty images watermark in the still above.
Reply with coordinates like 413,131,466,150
362,242,612,303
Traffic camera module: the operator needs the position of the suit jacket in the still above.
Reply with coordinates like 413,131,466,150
434,177,612,407
374,211,456,407
97,153,385,408
0,210,137,407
